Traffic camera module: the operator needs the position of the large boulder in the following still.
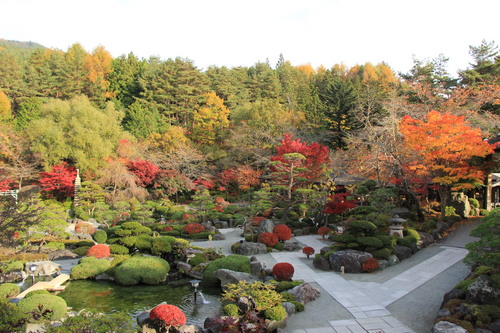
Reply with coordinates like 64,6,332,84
48,249,79,261
214,269,259,289
394,245,413,261
431,321,468,333
466,275,500,306
313,256,331,271
25,261,60,276
257,219,274,235
235,242,267,255
440,289,466,308
0,270,24,283
290,283,320,304
283,241,301,252
448,192,471,219
328,250,373,273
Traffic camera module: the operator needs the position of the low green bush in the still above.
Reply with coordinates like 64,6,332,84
398,236,418,248
371,248,392,260
329,233,357,243
45,241,65,250
347,220,378,235
163,230,182,237
71,257,111,280
357,237,384,249
0,260,24,274
72,246,91,257
265,304,287,321
151,236,174,255
376,235,397,248
110,244,129,255
43,310,136,333
76,241,95,247
0,283,20,299
17,294,67,322
348,205,378,216
134,235,153,251
274,280,303,292
223,304,239,317
189,253,207,267
279,292,295,302
202,255,251,286
347,242,360,249
290,301,304,312
93,230,108,244
0,301,24,331
24,290,51,298
230,242,241,254
274,242,285,251
113,256,170,285
404,228,421,241
468,198,480,209
185,231,216,240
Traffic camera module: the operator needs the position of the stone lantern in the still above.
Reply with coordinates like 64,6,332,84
389,215,406,238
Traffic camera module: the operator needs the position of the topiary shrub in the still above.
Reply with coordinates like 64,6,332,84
317,226,331,239
274,242,284,251
0,283,20,299
17,294,67,322
93,230,108,244
71,257,111,280
265,304,287,321
259,232,279,247
87,244,111,258
329,233,357,243
110,244,129,255
113,256,170,285
183,223,205,235
44,241,65,250
72,246,91,257
347,220,377,236
0,260,24,274
202,255,251,286
273,224,292,241
302,246,315,259
279,292,295,302
151,236,174,256
223,304,240,317
162,226,173,232
357,237,384,249
403,228,421,242
24,290,50,298
376,235,397,249
76,240,95,247
398,236,418,248
274,280,303,292
371,248,392,260
149,304,186,326
272,263,294,281
134,235,153,251
290,301,304,312
189,253,207,267
348,205,378,216
362,257,379,273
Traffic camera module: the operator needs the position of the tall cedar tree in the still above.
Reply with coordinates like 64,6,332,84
399,110,495,217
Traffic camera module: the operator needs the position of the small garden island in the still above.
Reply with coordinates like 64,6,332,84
0,39,499,332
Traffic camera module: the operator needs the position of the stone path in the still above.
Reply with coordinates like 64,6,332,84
271,237,469,333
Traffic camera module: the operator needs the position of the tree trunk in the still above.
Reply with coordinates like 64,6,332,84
438,185,450,219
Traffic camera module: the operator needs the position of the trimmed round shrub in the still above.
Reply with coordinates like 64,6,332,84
329,233,357,243
24,290,50,298
371,248,392,260
259,232,279,247
377,235,397,248
183,223,205,235
76,240,95,247
114,256,170,285
223,304,239,317
0,260,24,274
87,244,111,258
114,228,133,237
348,205,378,216
0,283,20,299
273,224,292,241
398,236,418,248
110,244,130,255
290,301,304,312
93,230,108,244
135,235,154,251
202,255,251,286
71,257,111,280
362,257,379,273
317,226,331,239
17,294,67,322
347,220,377,235
72,246,91,257
274,242,285,251
151,236,174,256
45,241,65,250
403,228,421,241
279,292,295,302
272,263,294,281
149,304,186,326
274,280,303,292
162,226,173,232
265,304,287,321
189,253,207,267
357,237,384,249
469,197,480,209
75,222,96,235
302,246,315,258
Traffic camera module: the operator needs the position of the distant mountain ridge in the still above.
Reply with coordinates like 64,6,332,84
0,39,46,50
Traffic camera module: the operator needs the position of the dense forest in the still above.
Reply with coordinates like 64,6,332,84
0,38,499,237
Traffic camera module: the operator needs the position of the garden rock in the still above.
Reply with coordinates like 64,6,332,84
176,261,192,273
0,270,24,283
448,192,471,218
377,260,388,270
328,250,373,273
212,234,226,241
313,256,331,271
418,232,434,247
282,302,296,316
440,289,466,308
48,249,79,260
257,219,274,235
136,310,150,327
394,245,412,261
234,241,267,255
319,247,332,255
250,261,263,275
171,325,205,333
283,241,301,252
488,319,500,333
437,309,451,317
431,321,468,333
236,296,256,312
466,275,500,305
214,269,259,289
436,222,450,232
387,255,399,266
290,283,320,303
69,233,94,241
25,261,60,276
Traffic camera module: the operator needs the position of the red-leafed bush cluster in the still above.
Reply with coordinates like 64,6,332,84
258,232,279,247
149,304,186,326
362,257,379,273
87,244,111,258
302,246,315,258
250,216,266,226
272,262,295,281
162,226,173,232
273,224,292,241
317,226,331,239
183,223,205,234
75,222,96,235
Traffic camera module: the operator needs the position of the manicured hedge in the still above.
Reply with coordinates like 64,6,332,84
70,257,111,280
93,230,108,244
17,294,67,322
109,244,129,255
0,283,20,299
151,236,173,256
113,256,170,285
202,255,251,286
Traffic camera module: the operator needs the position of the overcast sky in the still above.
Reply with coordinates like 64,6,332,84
2,0,498,75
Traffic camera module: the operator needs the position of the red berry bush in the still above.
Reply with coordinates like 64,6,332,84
362,257,379,273
149,304,186,326
302,246,315,258
87,244,111,258
183,223,205,234
272,262,295,281
273,224,292,242
258,232,279,247
317,226,331,239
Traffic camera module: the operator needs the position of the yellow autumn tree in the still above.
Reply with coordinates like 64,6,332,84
84,45,114,100
190,92,230,145
0,89,11,121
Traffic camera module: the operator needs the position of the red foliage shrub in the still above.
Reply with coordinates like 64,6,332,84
250,216,266,226
75,222,96,235
272,262,295,281
317,226,331,239
302,246,315,258
87,244,111,258
362,257,379,273
181,213,196,221
258,232,279,247
126,158,160,186
162,226,173,232
323,192,357,215
149,304,186,326
183,223,205,234
273,224,292,241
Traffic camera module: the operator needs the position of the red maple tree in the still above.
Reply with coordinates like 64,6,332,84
126,159,160,187
323,192,358,215
39,162,77,200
